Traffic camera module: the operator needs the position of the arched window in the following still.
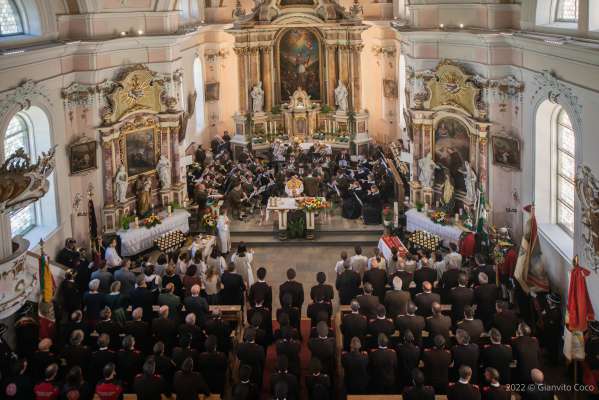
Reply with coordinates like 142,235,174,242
193,56,206,134
3,108,58,238
555,108,575,235
555,0,579,22
4,114,35,235
0,0,23,36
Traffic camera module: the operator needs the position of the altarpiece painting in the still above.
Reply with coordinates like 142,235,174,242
434,117,470,191
279,28,321,101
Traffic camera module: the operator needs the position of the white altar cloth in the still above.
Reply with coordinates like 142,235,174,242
118,209,191,256
405,208,466,246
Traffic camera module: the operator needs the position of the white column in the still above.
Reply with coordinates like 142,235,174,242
0,215,13,260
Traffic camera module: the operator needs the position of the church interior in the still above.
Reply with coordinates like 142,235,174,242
1,0,599,399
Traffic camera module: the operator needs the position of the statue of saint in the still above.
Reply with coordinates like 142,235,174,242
250,81,264,113
441,171,454,205
418,152,439,189
114,165,128,204
137,177,152,216
334,80,348,112
461,161,478,204
156,155,171,189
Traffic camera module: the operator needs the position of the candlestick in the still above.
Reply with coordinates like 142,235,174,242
455,213,459,223
424,203,428,212
134,217,139,228
167,205,172,215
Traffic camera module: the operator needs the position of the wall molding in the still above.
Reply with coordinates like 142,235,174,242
0,80,51,121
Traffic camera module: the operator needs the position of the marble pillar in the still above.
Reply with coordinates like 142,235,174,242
338,46,350,90
326,45,337,106
249,47,261,88
351,45,363,111
235,48,248,113
261,47,273,112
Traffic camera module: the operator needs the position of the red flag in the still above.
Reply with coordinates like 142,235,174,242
38,249,56,339
514,205,550,293
567,259,595,331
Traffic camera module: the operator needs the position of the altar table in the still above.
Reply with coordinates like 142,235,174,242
405,208,468,246
266,197,326,239
118,209,191,256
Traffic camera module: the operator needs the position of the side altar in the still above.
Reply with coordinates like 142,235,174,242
227,0,370,157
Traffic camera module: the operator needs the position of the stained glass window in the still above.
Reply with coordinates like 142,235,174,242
555,0,579,22
556,108,575,235
0,0,23,36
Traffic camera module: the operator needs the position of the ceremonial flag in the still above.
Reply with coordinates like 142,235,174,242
564,257,594,361
475,188,489,247
513,205,550,293
38,243,56,339
88,198,97,239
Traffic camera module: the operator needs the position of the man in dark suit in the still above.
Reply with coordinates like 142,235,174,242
470,254,496,285
368,305,395,349
151,306,178,351
341,300,368,351
385,276,411,318
368,334,398,393
391,261,414,290
220,262,246,306
414,281,440,318
232,365,259,400
422,335,452,394
414,260,438,293
310,271,334,303
133,358,167,400
236,328,266,390
248,267,273,311
279,268,304,311
457,305,484,344
449,273,474,323
439,265,462,303
90,334,116,385
342,337,370,394
451,329,480,383
524,369,554,400
357,282,380,320
204,308,233,353
129,278,156,322
425,302,452,346
473,272,500,329
270,355,299,400
481,328,513,384
336,262,361,305
481,367,510,400
247,295,273,345
117,335,142,391
306,294,333,329
447,365,481,400
60,329,92,378
512,323,540,384
492,301,519,343
178,313,205,350
403,368,435,400
184,284,209,327
395,302,426,346
363,262,388,303
276,328,302,377
308,322,336,377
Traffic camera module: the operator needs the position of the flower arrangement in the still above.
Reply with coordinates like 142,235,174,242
141,213,162,228
312,132,326,141
335,134,351,143
297,197,329,211
430,210,447,225
201,213,216,230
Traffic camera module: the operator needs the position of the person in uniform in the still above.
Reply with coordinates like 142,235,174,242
492,301,519,344
457,305,484,344
395,302,426,347
425,302,452,347
116,335,141,391
512,322,540,384
357,283,380,320
481,328,513,384
340,301,368,351
249,267,273,311
538,292,562,364
422,335,452,394
524,369,554,400
414,282,440,318
56,238,79,268
368,334,398,394
270,355,299,400
385,276,411,319
414,259,438,294
33,363,60,400
220,262,246,307
447,365,481,400
279,268,304,312
481,367,509,400
451,329,480,384
449,273,474,324
367,305,395,349
397,330,422,389
94,363,124,400
404,368,435,400
236,329,266,391
172,357,211,400
90,334,116,386
336,262,361,306
310,272,334,303
474,272,500,329
133,359,167,400
307,322,336,378
341,337,369,394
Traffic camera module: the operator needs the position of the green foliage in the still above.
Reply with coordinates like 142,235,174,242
170,200,181,210
415,201,424,212
286,210,306,239
120,215,134,230
271,105,281,114
320,104,332,114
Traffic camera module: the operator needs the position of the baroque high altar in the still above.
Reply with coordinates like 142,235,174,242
227,0,370,156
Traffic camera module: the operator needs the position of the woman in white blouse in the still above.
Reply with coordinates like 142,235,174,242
206,247,227,275
230,242,255,287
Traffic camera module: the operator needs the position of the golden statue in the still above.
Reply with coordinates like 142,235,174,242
441,171,454,205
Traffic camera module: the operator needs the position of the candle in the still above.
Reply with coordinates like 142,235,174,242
134,217,139,228
168,205,172,215
424,203,428,212
455,213,459,223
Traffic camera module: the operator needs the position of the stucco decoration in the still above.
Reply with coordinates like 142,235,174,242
425,60,481,118
576,165,599,273
531,69,582,131
0,80,51,121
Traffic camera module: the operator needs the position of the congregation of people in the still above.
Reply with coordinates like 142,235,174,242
0,228,565,400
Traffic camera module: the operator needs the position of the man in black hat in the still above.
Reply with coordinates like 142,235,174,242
538,292,562,364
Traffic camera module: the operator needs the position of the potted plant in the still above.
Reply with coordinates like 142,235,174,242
120,215,133,231
415,201,424,212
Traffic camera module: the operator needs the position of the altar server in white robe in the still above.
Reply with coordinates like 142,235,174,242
231,243,255,287
216,208,231,255
105,238,122,269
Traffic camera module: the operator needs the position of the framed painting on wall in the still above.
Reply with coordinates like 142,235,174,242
205,82,220,102
433,117,471,191
491,134,521,170
124,128,158,177
69,138,97,175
